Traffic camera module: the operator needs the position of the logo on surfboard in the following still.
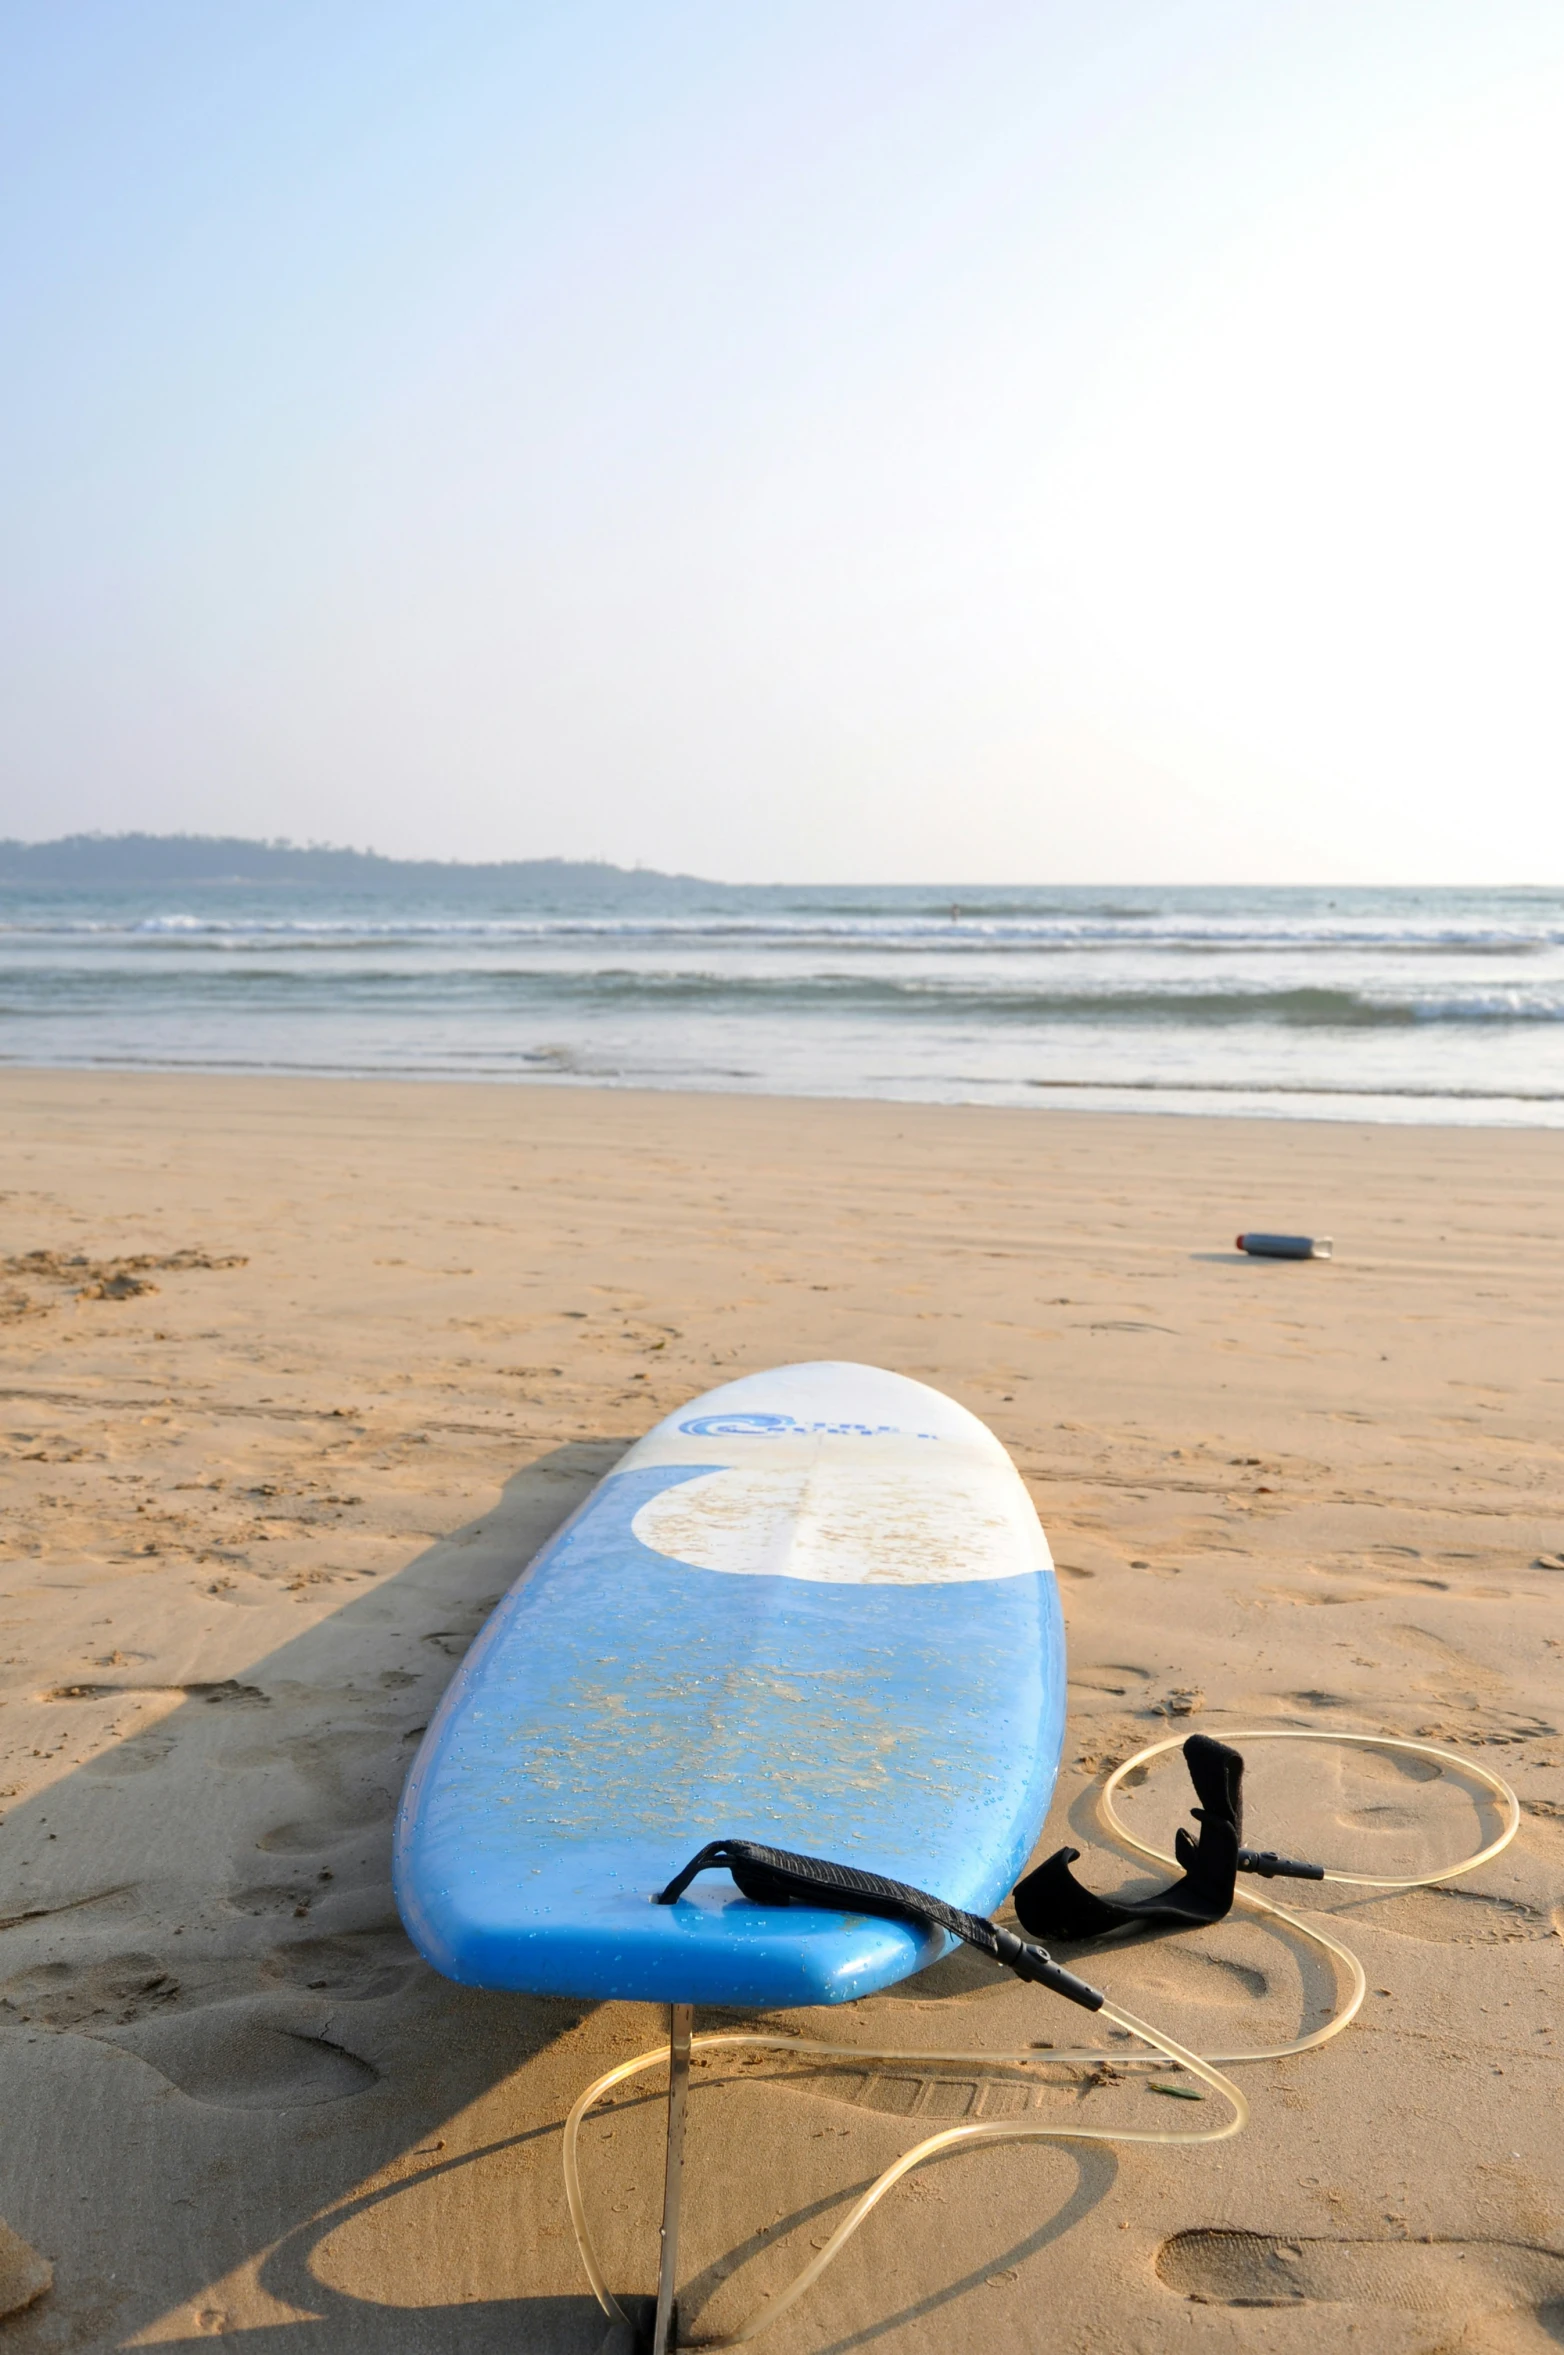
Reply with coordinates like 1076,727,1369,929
680,1411,938,1440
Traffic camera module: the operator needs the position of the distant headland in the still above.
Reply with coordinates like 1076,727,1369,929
0,832,713,901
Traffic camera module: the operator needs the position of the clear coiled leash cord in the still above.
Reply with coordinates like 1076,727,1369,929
562,1729,1520,2347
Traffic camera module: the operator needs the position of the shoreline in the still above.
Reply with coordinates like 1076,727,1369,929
1,1056,1563,1128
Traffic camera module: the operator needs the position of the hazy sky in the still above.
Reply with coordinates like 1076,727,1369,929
4,2,1563,882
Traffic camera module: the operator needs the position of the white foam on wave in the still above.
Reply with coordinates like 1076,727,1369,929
3,884,1563,1119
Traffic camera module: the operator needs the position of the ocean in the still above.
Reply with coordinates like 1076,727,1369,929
2,879,1562,1125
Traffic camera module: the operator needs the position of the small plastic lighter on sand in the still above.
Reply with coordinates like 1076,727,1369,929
1236,1232,1332,1260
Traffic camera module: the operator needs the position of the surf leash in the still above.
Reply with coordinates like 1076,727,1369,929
563,1727,1518,2349
1011,1731,1325,1940
657,1837,1107,2010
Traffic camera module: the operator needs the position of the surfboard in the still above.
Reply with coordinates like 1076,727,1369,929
394,1362,1066,2009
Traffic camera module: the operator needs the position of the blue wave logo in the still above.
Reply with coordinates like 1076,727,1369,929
678,1412,939,1440
680,1411,799,1437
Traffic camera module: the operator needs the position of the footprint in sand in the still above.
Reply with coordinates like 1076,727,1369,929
255,1817,352,1855
1131,1947,1273,2005
260,1929,416,2001
3,1946,380,2106
109,1998,379,2107
1,1950,182,2030
1333,1801,1426,1833
253,1794,396,1855
1157,2229,1564,2324
227,1878,338,1919
1349,1888,1553,1945
263,1728,404,1828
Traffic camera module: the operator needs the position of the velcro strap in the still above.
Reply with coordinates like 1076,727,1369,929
657,1836,999,1955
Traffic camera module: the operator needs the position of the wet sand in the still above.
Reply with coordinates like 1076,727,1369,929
1,1070,1560,2353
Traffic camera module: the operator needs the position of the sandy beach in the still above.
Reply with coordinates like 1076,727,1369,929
1,1068,1560,2354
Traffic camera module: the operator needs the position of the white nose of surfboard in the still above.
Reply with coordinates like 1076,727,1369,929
623,1358,1006,1452
621,1360,1052,1586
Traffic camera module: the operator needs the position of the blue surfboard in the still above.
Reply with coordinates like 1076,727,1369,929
394,1363,1065,2009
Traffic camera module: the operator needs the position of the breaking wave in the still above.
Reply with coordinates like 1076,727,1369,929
3,880,1563,1119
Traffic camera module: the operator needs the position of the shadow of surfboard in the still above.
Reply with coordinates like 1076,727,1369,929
0,1441,632,2351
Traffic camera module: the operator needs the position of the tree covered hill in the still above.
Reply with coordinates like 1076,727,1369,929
0,833,715,902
